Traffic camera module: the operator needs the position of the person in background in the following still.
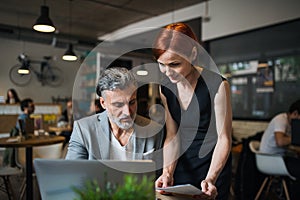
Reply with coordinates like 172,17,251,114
6,88,20,104
60,99,74,127
66,67,164,161
260,99,300,180
57,99,74,145
16,98,35,130
153,23,232,199
58,98,84,127
3,98,34,167
87,98,105,115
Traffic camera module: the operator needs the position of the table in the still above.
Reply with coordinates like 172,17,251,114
288,145,300,158
48,125,72,136
48,125,72,133
289,145,300,153
0,135,65,200
156,192,198,199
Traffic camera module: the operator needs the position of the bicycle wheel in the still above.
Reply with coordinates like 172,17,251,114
44,66,64,87
9,64,32,86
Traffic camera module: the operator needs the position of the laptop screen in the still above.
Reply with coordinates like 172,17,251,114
34,159,156,200
291,119,300,146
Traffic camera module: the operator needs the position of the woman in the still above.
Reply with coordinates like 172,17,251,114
153,23,232,199
6,88,20,104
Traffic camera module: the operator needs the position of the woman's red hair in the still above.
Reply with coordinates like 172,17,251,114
153,22,199,60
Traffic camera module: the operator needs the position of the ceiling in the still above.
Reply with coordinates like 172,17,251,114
0,0,204,50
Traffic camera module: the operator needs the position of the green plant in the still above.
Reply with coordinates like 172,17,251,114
72,174,155,200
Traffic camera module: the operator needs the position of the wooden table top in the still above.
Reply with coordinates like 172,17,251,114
0,135,65,148
48,126,72,132
289,145,300,153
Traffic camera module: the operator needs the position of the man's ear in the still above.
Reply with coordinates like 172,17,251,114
290,110,299,120
292,110,298,115
100,97,106,109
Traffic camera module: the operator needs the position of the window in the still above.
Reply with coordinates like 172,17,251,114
219,55,300,120
208,19,300,120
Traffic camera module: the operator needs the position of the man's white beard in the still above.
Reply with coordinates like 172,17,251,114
108,112,136,130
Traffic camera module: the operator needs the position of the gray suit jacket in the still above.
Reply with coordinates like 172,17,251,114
65,111,164,161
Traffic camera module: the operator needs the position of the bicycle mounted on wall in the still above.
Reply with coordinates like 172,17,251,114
9,54,63,87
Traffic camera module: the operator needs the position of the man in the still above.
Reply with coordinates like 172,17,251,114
260,99,300,155
57,99,74,146
260,99,300,180
3,98,35,166
87,98,105,116
66,67,164,161
16,98,35,131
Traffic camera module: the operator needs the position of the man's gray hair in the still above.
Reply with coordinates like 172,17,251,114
96,67,137,97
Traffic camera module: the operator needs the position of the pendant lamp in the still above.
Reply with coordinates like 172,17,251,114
17,54,30,74
62,0,77,61
33,5,56,33
258,54,269,68
18,64,30,75
136,63,148,76
62,44,77,61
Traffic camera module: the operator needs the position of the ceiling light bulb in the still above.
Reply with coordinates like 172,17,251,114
136,64,148,76
33,24,55,33
18,67,30,75
136,70,148,76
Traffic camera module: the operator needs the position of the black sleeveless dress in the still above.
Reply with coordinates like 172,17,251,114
161,68,232,200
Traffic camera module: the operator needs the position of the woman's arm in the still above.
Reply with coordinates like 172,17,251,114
201,80,232,197
155,88,180,191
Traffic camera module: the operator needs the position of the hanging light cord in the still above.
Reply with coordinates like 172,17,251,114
172,0,175,23
69,0,72,39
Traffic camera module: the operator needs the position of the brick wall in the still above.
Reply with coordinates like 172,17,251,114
232,120,269,142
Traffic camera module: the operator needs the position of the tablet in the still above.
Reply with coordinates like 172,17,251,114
156,184,202,195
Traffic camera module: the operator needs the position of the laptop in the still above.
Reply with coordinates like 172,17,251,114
291,119,300,146
33,159,156,200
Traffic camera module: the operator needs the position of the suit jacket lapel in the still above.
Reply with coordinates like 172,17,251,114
97,113,110,159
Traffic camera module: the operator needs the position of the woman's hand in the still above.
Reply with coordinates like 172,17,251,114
155,173,174,194
199,179,218,199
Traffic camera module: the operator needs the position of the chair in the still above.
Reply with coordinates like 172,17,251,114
0,166,23,200
16,142,64,199
16,143,64,167
249,140,296,200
